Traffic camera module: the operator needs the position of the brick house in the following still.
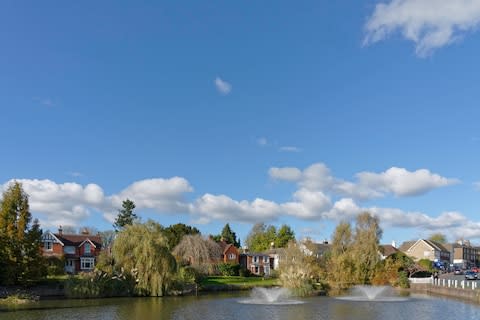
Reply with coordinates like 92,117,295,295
41,227,102,274
239,253,271,276
218,241,240,264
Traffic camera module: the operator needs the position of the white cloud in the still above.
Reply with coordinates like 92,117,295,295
282,189,331,219
269,167,302,182
68,172,84,177
109,177,193,212
355,167,459,197
269,163,458,200
473,181,480,191
364,0,480,56
0,162,472,239
257,137,268,146
34,97,55,107
214,76,232,95
279,146,302,152
1,177,194,228
1,179,104,228
192,194,281,224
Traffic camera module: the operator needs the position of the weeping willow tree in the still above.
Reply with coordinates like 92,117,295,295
112,221,176,296
173,234,221,274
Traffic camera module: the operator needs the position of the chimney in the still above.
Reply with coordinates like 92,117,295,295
58,226,63,236
323,239,329,245
391,240,397,248
81,228,89,235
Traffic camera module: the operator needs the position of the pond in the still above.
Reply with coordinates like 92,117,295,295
1,290,480,320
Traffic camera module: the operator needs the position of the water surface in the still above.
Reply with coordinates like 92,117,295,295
1,292,479,320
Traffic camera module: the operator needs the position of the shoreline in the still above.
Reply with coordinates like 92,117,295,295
409,283,480,304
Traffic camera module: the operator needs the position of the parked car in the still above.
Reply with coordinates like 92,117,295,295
454,268,463,275
465,271,477,280
471,267,479,273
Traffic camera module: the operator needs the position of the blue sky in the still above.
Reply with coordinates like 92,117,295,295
2,1,480,245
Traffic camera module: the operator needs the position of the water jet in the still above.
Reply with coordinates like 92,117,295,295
336,285,408,302
238,287,304,305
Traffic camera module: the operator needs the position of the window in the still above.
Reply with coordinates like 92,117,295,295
84,243,91,254
64,246,75,254
228,253,236,260
253,256,258,263
44,241,52,251
263,256,269,263
80,257,95,270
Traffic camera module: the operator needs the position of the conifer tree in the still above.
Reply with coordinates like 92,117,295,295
113,199,138,231
0,181,45,284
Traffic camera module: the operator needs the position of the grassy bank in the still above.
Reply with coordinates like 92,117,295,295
201,276,279,291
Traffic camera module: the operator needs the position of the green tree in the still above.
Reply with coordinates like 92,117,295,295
113,199,138,231
327,221,355,289
245,223,294,252
112,221,176,296
428,233,447,244
245,223,271,252
351,212,382,284
219,223,240,247
0,181,46,284
275,224,295,248
164,223,200,250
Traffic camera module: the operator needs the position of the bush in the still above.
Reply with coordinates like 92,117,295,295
46,257,65,276
65,271,135,298
396,271,410,288
217,263,240,276
239,268,251,277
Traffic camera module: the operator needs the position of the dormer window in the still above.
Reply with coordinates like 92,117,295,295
84,243,91,254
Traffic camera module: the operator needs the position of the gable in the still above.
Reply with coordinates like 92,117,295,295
409,239,434,253
42,232,64,246
78,238,97,248
224,244,238,255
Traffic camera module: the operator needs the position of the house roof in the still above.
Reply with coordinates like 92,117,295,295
54,233,102,248
240,252,270,257
380,244,398,257
398,240,416,252
217,241,239,255
263,248,286,255
424,240,449,253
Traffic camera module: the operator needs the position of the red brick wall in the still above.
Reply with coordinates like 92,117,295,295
223,246,239,263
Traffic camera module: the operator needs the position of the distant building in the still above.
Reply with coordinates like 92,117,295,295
399,239,450,268
379,244,398,260
41,227,102,274
444,240,480,269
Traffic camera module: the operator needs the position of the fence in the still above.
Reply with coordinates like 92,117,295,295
409,277,479,290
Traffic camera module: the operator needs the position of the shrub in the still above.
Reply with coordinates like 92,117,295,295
65,271,135,298
217,263,240,276
46,257,65,276
239,268,251,277
396,271,410,288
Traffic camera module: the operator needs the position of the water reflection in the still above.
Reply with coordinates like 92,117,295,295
1,292,480,320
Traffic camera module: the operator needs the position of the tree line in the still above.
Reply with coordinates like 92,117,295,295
0,181,422,297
